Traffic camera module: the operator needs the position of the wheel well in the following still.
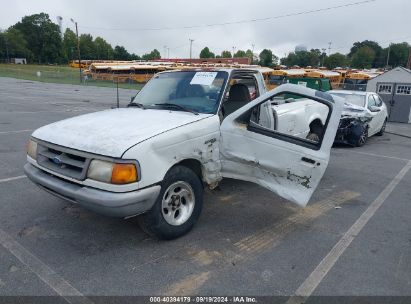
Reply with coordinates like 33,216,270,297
309,119,324,135
173,159,203,181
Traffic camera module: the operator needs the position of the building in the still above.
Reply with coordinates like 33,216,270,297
295,45,308,52
366,67,411,123
10,58,27,64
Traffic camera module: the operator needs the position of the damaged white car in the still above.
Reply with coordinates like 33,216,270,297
329,90,388,146
25,69,343,239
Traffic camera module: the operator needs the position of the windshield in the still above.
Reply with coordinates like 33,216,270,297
269,75,285,85
330,93,366,107
132,71,228,114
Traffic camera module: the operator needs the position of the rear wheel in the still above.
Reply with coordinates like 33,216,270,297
138,165,203,240
377,119,387,136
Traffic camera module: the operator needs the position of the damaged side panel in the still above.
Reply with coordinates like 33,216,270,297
122,115,223,189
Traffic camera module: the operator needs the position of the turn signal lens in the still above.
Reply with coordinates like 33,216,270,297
27,139,38,159
111,163,137,184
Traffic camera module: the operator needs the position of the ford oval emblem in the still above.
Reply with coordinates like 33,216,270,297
52,156,62,165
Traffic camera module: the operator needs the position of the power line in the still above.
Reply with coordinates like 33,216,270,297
81,0,377,32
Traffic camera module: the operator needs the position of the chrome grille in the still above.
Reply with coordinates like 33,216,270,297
36,143,91,180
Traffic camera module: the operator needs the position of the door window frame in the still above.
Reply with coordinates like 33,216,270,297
236,91,333,151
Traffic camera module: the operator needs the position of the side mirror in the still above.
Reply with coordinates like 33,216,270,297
369,106,381,112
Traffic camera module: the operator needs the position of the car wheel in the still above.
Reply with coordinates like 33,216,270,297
377,119,387,136
356,127,368,147
306,132,320,142
137,165,203,240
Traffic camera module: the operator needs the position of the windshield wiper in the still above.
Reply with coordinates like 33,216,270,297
127,102,146,109
152,103,199,115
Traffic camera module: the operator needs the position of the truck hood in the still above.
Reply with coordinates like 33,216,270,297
32,108,211,158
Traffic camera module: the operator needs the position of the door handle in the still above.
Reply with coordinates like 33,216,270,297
301,157,316,165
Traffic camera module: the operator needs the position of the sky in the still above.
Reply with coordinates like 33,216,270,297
0,0,410,59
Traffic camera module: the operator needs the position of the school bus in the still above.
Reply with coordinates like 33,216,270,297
87,62,167,83
267,69,307,90
342,71,380,91
305,70,342,89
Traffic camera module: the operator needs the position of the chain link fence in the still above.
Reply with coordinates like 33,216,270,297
0,64,144,91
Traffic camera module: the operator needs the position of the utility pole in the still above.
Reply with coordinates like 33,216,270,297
167,47,170,59
328,42,332,55
322,48,327,67
163,45,167,59
232,46,236,57
189,39,194,59
71,18,82,83
5,38,9,63
251,44,255,64
407,47,411,70
386,43,391,68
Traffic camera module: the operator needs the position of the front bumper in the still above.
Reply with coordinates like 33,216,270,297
24,163,160,218
334,118,367,146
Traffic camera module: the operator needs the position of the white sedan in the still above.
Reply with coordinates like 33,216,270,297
329,90,388,146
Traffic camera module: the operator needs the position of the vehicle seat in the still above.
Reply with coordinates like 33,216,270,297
187,84,205,97
223,84,251,116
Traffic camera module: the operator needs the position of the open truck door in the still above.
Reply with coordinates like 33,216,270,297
219,84,343,207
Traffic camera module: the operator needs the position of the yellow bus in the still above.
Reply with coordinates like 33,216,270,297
343,71,380,91
267,69,307,90
87,62,166,83
306,70,342,89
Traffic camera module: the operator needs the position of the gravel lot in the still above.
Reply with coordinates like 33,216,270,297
0,77,410,302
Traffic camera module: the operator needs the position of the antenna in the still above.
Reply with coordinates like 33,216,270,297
189,39,194,59
328,42,332,55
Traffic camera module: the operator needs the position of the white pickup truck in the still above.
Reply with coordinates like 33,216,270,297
25,68,343,239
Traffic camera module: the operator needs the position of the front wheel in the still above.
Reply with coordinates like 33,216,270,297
356,127,368,147
377,119,387,136
137,166,203,240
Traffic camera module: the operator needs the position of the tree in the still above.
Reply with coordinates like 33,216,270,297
245,49,258,64
2,28,32,61
62,28,77,62
142,49,161,60
199,47,215,58
350,46,375,69
13,13,62,63
386,42,410,67
349,40,383,68
94,37,113,60
324,53,349,69
259,49,278,67
113,45,130,60
130,53,141,60
79,34,96,60
234,50,246,57
221,50,232,58
281,49,320,67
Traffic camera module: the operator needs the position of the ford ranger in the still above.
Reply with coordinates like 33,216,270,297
24,68,343,239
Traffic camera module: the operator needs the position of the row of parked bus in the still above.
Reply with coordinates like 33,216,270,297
264,68,383,91
77,60,383,91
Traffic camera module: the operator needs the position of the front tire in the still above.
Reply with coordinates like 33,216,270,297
138,166,203,240
377,119,387,136
356,127,368,147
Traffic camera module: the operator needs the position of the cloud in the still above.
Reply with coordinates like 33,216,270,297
1,0,410,58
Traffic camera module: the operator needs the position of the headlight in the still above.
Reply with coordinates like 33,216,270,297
27,139,38,159
87,160,138,184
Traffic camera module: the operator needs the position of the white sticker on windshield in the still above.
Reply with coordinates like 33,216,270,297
190,72,218,86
